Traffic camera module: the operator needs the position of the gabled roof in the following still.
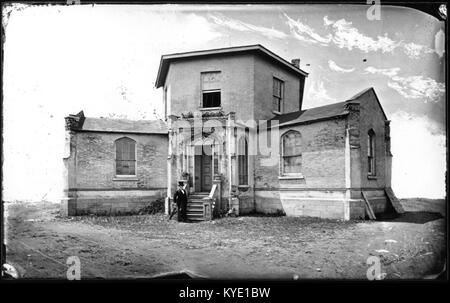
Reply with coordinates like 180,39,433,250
269,87,386,128
269,101,351,127
66,111,168,134
155,44,309,88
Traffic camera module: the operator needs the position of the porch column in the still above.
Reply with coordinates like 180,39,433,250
227,112,236,208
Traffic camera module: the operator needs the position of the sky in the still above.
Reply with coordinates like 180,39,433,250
2,3,446,201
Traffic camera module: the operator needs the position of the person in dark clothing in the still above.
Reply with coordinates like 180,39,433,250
173,181,188,222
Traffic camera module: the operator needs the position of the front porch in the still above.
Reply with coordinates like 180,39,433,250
164,111,250,221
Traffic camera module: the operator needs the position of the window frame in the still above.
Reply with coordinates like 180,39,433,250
238,136,249,186
115,137,137,178
367,129,376,177
280,130,303,178
202,90,221,108
273,77,285,114
200,71,222,109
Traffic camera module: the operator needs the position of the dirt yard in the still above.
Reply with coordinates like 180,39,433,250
4,200,446,280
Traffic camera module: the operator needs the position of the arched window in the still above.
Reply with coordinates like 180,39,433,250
281,130,302,175
368,129,376,176
238,136,248,185
115,137,136,176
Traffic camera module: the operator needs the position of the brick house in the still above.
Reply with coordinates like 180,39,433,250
61,111,168,215
62,44,402,220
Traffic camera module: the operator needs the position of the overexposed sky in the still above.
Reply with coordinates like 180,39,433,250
2,3,446,201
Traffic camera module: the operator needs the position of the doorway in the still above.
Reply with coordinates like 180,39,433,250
194,145,213,192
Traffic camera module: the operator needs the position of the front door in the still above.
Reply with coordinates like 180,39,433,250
201,151,212,192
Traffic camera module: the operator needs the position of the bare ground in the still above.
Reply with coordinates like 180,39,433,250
4,200,446,280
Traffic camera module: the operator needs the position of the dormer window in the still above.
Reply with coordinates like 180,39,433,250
201,71,221,108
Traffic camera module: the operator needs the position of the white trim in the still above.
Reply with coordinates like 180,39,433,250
278,175,304,180
199,106,222,111
280,130,302,177
114,137,137,177
113,177,138,181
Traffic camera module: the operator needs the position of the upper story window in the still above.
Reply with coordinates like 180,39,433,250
368,129,376,176
273,77,284,113
115,137,136,176
201,71,221,108
281,130,302,175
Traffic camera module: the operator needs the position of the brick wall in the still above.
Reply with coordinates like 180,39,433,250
74,132,167,189
62,131,168,215
255,118,347,190
253,55,303,121
165,53,255,122
353,89,389,189
254,118,348,218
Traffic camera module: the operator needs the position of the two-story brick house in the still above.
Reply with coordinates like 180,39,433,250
155,44,402,220
62,44,402,220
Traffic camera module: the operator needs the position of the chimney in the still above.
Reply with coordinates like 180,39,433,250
291,58,300,68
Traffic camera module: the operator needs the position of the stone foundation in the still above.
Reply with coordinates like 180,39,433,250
254,188,392,220
61,189,166,216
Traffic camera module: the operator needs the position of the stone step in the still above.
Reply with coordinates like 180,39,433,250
188,199,208,203
187,205,203,210
189,196,209,200
187,208,203,213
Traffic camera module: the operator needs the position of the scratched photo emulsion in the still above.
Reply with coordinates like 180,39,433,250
2,2,446,282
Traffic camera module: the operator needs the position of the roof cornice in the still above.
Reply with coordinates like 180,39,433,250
155,44,309,88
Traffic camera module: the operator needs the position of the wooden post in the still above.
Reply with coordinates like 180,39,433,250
362,191,376,220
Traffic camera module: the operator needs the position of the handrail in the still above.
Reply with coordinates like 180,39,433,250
208,183,218,199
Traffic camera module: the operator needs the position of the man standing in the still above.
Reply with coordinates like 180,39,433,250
173,181,188,222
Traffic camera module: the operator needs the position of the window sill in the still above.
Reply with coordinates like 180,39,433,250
113,176,138,181
367,175,377,180
279,175,304,180
272,110,282,115
199,107,222,111
238,185,250,189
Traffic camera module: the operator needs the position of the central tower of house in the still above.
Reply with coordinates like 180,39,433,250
155,44,401,221
155,45,308,218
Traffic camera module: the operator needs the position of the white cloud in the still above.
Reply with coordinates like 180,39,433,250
402,42,435,59
305,80,335,105
391,111,446,199
324,16,399,53
322,15,441,59
388,75,445,102
284,13,331,45
364,66,445,102
328,60,355,73
364,66,401,77
208,13,288,39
